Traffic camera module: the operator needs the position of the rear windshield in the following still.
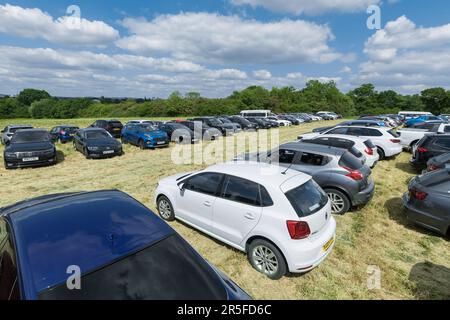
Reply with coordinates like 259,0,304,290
349,146,363,158
11,131,50,143
338,151,363,170
364,140,376,149
38,235,226,300
86,131,111,140
62,127,79,134
108,121,123,127
388,129,400,138
285,180,328,217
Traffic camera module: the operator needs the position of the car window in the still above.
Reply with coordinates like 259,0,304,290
299,152,327,166
278,149,296,164
11,131,50,143
0,219,20,300
38,235,227,300
220,175,261,206
285,180,328,217
184,173,223,196
260,186,274,207
434,137,450,149
339,151,363,170
346,128,368,136
444,125,450,133
326,127,348,135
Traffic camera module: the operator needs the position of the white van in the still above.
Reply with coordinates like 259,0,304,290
240,110,272,118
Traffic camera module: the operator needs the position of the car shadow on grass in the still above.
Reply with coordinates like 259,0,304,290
409,261,450,299
384,197,439,237
56,150,65,164
395,162,420,175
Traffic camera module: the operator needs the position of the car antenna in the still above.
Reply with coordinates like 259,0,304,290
282,161,294,175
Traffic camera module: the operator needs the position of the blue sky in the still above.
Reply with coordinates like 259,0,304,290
0,0,449,98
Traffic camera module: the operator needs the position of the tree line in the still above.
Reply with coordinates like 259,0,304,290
1,81,449,119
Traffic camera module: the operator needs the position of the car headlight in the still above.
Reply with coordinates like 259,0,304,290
87,146,99,151
5,152,17,158
144,134,153,140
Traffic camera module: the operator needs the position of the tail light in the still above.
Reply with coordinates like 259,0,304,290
427,164,439,172
417,147,428,153
286,221,310,240
410,188,428,201
365,147,374,156
341,166,364,181
390,139,401,143
60,130,66,135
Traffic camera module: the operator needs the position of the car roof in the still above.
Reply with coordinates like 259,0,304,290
280,141,346,156
80,127,107,132
14,128,47,133
334,125,389,132
7,124,33,128
2,190,173,296
205,161,311,187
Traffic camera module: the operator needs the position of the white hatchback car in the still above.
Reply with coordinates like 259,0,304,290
155,162,336,279
299,126,403,160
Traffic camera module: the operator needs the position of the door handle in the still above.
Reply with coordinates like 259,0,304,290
244,213,255,220
203,201,212,207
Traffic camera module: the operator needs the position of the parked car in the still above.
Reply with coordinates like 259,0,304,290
178,121,221,141
398,123,450,149
155,162,336,279
0,190,251,300
310,120,386,135
157,122,200,144
1,125,33,145
3,129,57,169
402,167,450,236
317,112,339,120
240,142,375,214
279,115,301,125
190,117,235,136
74,128,123,159
49,125,80,143
426,153,450,172
89,120,124,138
266,116,291,127
259,117,280,128
227,116,257,131
216,117,242,133
126,120,156,125
246,117,270,129
121,123,169,149
405,115,445,128
301,135,379,168
410,134,450,170
299,126,403,160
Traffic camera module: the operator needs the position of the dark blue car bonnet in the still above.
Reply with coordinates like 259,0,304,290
5,191,173,298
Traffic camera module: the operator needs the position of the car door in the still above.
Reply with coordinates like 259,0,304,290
177,172,223,233
49,127,59,141
74,132,82,151
325,127,349,135
212,175,263,246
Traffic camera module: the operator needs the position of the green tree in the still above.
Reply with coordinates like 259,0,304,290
420,88,449,115
17,89,51,106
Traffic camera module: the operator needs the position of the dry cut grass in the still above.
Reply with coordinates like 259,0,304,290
0,117,449,300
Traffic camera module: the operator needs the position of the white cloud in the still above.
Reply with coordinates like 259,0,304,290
357,16,450,92
253,70,272,79
339,66,352,74
0,4,119,46
116,12,343,64
230,0,380,15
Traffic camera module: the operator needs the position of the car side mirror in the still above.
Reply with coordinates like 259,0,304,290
446,164,450,173
178,182,186,193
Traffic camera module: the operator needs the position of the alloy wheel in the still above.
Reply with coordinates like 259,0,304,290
328,192,345,214
252,245,279,276
158,199,172,219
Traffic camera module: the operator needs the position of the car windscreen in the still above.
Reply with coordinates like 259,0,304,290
61,127,79,134
338,151,363,170
10,131,50,143
388,129,400,138
364,140,376,149
138,124,158,132
86,131,111,140
108,121,123,127
38,235,227,300
285,180,328,217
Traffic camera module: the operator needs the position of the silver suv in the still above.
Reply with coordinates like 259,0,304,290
241,142,375,214
1,125,34,145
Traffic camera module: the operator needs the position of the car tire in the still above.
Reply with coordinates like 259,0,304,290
247,239,287,280
157,195,175,221
121,137,127,144
377,147,386,160
325,188,351,215
138,139,145,150
83,147,91,159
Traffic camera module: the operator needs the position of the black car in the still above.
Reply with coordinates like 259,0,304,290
402,167,450,236
90,120,124,138
3,129,57,169
190,117,235,136
227,116,257,131
245,117,266,129
425,152,450,172
216,117,242,132
158,122,200,144
73,128,123,159
178,121,221,141
410,134,450,169
260,117,279,128
279,115,301,125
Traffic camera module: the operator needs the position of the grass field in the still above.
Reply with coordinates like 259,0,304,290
0,118,449,300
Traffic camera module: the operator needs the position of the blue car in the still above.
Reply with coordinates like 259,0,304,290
0,190,251,300
121,123,169,149
405,115,444,127
49,125,80,143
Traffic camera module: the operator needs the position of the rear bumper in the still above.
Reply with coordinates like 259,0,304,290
352,179,375,206
4,155,56,168
402,193,447,235
384,145,403,157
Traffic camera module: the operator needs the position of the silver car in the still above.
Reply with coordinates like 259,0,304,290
1,125,34,145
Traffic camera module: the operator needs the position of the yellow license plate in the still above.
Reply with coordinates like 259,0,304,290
323,237,334,252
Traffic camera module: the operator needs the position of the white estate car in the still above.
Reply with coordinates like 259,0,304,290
266,116,292,127
397,123,450,149
155,162,336,279
299,126,403,160
300,134,380,168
